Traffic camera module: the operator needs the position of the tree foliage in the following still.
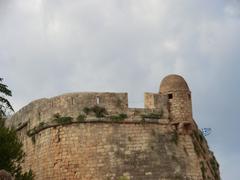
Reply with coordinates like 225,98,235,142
0,78,14,118
0,78,34,179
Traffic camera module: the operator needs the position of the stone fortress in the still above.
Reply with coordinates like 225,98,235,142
7,74,220,180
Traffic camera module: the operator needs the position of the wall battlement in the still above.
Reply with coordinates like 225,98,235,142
8,92,170,133
8,92,127,129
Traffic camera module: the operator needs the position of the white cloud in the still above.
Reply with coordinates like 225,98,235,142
163,40,179,52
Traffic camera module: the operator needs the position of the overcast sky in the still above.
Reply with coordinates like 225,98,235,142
1,0,240,179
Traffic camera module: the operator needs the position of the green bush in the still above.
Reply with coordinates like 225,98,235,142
83,107,91,115
92,105,108,117
83,106,108,118
0,78,34,179
0,119,34,179
77,114,86,122
110,113,128,121
39,122,45,128
53,114,73,125
53,113,61,119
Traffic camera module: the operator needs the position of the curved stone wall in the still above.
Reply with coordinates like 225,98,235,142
18,122,202,180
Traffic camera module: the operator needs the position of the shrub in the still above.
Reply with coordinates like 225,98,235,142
53,114,73,125
39,122,45,128
0,119,35,179
53,113,61,119
83,106,108,118
77,114,86,122
92,105,108,117
119,113,127,119
110,113,128,121
83,107,90,115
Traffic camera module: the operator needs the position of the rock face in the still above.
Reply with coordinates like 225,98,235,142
7,74,220,180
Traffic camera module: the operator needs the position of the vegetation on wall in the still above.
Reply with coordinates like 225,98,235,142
117,176,129,180
109,113,128,121
210,156,220,180
192,140,201,157
26,111,129,137
191,130,208,156
83,105,108,117
141,112,163,120
200,161,206,180
53,113,73,125
77,114,86,122
171,131,179,145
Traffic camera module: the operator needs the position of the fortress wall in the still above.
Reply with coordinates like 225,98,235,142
18,122,202,180
7,92,128,129
6,74,220,180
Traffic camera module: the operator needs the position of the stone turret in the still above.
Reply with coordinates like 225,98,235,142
159,74,194,134
159,74,193,122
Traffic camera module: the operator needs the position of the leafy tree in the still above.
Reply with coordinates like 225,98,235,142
0,78,14,118
0,78,34,179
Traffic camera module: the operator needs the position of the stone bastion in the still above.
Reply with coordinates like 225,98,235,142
6,75,220,180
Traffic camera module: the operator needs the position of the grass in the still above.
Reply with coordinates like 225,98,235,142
118,176,129,180
141,112,163,119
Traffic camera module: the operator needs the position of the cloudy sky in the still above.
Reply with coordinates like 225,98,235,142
1,0,240,179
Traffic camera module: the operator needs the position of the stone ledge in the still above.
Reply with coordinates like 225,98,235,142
26,117,170,137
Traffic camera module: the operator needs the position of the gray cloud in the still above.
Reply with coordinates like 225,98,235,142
1,0,240,179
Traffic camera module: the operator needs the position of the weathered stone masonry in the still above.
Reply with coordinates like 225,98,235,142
7,74,220,180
